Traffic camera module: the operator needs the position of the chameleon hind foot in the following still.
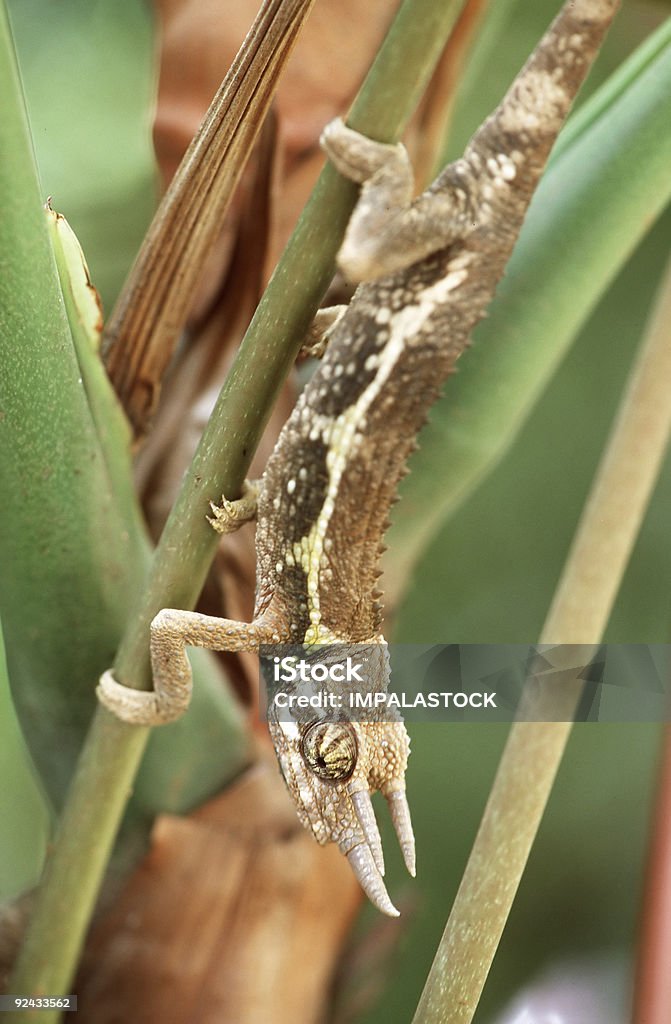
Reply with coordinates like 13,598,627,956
321,117,473,283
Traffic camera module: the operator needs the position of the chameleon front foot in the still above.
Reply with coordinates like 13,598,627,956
300,305,348,360
98,609,277,728
207,478,259,535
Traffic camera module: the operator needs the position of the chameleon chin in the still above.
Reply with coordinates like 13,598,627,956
98,0,620,916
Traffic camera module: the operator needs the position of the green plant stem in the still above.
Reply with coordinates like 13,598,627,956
412,257,671,1024
9,0,466,1013
8,719,149,1018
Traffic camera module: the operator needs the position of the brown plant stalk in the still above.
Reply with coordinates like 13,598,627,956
103,0,318,435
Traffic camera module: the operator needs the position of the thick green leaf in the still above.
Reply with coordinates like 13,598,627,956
386,18,671,595
45,204,141,533
0,6,249,813
0,4,143,803
5,0,157,312
0,619,50,902
45,205,252,812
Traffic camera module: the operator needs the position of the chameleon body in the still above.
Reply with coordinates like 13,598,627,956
99,0,619,916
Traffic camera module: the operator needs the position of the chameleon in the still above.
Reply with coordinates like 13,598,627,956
98,0,619,916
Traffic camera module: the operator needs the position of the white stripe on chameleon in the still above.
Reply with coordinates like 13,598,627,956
301,268,469,644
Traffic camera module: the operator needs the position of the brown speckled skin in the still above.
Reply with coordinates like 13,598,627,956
98,0,619,913
254,0,619,644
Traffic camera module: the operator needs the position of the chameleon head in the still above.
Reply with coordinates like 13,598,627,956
269,712,415,917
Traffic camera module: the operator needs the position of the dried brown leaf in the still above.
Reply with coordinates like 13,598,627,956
76,755,360,1023
104,0,320,433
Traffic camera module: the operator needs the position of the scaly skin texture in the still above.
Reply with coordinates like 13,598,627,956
98,0,620,915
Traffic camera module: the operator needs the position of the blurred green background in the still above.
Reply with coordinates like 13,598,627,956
2,0,670,1020
5,0,156,314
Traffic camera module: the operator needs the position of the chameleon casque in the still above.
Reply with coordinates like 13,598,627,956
99,0,619,916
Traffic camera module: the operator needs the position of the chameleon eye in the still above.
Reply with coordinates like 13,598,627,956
301,721,357,782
